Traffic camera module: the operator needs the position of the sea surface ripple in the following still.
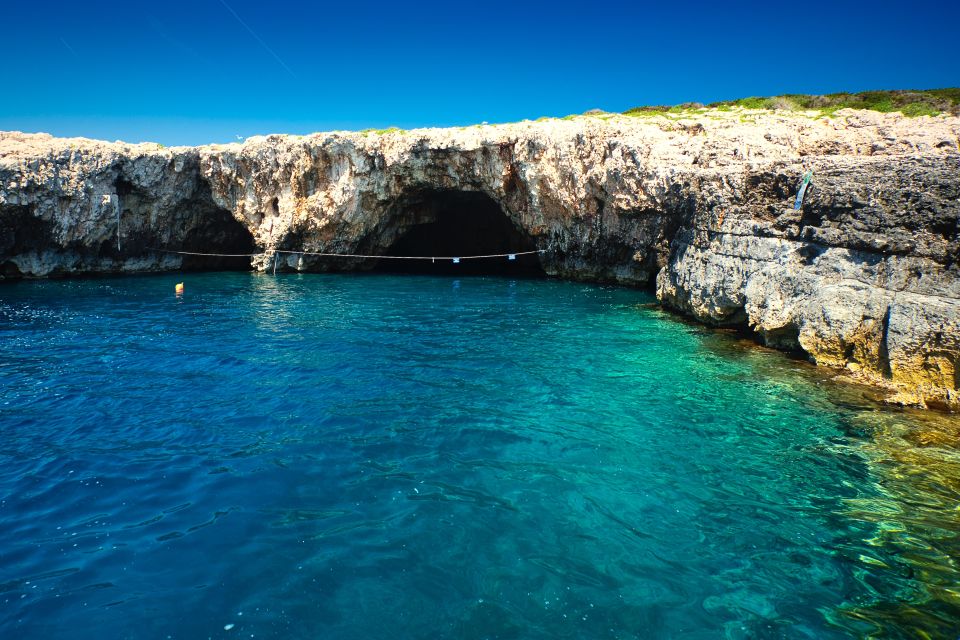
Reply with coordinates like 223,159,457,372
1,273,958,639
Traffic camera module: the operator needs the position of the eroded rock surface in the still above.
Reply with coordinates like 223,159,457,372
1,109,958,408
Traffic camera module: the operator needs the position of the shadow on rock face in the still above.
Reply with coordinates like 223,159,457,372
0,204,51,256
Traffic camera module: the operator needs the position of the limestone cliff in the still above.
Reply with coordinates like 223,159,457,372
1,109,958,409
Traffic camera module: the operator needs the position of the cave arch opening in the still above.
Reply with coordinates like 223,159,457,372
372,190,544,276
109,176,256,272
178,206,257,271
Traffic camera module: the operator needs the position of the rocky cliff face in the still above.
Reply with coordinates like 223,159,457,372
1,109,958,409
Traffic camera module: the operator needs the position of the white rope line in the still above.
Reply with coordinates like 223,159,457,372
150,248,261,257
149,248,545,260
276,249,545,260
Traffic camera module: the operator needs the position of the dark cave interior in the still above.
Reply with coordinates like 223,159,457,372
373,190,544,276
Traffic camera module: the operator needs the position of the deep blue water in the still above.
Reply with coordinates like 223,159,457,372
1,273,958,639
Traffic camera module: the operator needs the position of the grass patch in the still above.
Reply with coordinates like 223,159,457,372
360,127,405,136
623,105,670,116
621,88,959,119
729,96,776,110
711,89,959,118
899,102,941,117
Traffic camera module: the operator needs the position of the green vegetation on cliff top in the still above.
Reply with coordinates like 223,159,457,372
360,127,405,136
621,88,960,118
349,89,958,135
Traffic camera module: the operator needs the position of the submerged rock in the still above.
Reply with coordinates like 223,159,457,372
0,109,958,408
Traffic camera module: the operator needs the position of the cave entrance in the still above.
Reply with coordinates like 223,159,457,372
107,177,256,272
178,205,256,271
373,190,544,276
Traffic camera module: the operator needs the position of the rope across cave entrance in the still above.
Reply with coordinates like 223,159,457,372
151,247,545,275
151,247,544,261
152,190,547,275
369,189,545,276
157,189,546,277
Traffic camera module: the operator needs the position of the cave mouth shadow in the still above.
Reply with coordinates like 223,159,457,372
100,177,257,272
178,206,256,271
372,190,545,277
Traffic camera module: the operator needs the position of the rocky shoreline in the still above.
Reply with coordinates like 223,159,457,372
1,108,958,409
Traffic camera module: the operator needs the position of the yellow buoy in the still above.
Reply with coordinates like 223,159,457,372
175,282,184,294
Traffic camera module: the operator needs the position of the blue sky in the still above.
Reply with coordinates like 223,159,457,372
3,0,957,145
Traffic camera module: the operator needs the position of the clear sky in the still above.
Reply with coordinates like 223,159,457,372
3,0,957,145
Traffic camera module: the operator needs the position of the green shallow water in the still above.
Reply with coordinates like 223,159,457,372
0,272,958,639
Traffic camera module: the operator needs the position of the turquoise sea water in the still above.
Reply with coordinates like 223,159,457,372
1,273,958,639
